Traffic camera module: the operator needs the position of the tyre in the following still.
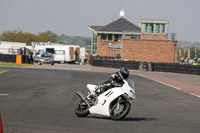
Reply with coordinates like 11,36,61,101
75,100,90,117
110,100,131,120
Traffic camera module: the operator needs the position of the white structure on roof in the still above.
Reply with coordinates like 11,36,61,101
120,8,125,17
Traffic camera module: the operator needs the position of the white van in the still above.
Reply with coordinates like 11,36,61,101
34,45,81,63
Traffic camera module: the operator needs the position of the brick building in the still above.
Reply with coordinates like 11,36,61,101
88,9,178,63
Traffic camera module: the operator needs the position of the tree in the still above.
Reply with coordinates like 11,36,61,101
46,31,57,42
0,30,55,45
36,32,55,42
0,29,91,48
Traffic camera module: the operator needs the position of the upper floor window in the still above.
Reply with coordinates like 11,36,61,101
144,23,165,33
100,34,122,41
149,24,154,33
145,24,148,32
161,24,165,33
108,34,112,41
129,34,140,39
101,34,107,40
156,24,160,33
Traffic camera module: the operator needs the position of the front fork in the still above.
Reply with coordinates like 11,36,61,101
117,95,131,108
117,97,122,109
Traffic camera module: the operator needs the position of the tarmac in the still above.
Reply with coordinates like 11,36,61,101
24,63,200,98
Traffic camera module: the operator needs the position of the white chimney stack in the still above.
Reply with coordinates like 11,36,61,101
120,8,125,17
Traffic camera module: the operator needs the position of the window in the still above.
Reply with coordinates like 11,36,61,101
91,32,98,55
108,34,112,41
55,50,65,55
145,24,148,32
130,34,140,39
114,34,120,41
101,34,107,40
149,24,154,33
93,32,98,43
156,24,160,33
161,24,165,33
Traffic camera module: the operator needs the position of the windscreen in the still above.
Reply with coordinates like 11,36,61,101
41,54,52,57
127,79,134,89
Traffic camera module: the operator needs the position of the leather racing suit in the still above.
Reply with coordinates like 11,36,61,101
95,73,124,95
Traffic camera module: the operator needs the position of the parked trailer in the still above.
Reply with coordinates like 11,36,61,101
0,41,26,55
34,45,81,63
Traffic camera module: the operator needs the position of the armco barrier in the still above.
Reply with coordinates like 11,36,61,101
0,54,16,63
91,58,140,70
90,57,200,75
0,54,29,64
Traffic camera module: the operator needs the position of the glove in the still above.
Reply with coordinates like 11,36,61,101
95,85,102,93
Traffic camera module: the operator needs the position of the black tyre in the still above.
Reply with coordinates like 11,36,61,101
110,101,131,120
75,100,90,117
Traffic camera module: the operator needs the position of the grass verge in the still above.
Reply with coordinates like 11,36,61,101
0,62,33,67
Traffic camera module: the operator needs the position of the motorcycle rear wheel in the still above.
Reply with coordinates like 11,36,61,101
110,101,131,120
75,100,90,117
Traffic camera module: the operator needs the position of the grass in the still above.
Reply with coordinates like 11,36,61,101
0,62,33,67
0,69,4,72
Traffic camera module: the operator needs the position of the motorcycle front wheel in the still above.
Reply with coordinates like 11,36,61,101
110,101,131,120
75,100,90,117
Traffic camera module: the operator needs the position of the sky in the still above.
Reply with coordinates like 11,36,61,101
0,0,200,42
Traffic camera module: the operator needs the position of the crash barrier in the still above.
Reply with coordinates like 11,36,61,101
90,57,200,75
0,54,29,64
153,63,200,75
90,58,140,70
0,54,16,63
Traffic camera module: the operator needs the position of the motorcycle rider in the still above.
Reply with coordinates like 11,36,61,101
89,67,129,97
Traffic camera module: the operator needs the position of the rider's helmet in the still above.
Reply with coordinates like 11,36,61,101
118,67,129,80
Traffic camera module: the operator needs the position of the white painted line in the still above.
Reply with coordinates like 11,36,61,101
0,94,9,96
190,93,200,98
137,74,200,98
0,70,8,74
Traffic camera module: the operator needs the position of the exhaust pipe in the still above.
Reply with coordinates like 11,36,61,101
76,91,91,107
76,91,86,101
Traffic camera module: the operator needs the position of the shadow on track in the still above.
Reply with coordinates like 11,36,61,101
122,117,159,121
87,115,158,121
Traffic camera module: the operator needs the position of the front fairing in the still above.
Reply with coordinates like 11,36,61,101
122,79,136,100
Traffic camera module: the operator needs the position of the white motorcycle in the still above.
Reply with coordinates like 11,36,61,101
75,79,136,120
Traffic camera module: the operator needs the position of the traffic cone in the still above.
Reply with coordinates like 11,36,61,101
0,112,3,133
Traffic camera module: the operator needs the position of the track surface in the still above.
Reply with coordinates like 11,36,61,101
0,67,200,133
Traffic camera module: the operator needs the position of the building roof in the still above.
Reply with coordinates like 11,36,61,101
89,17,141,33
88,25,103,31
